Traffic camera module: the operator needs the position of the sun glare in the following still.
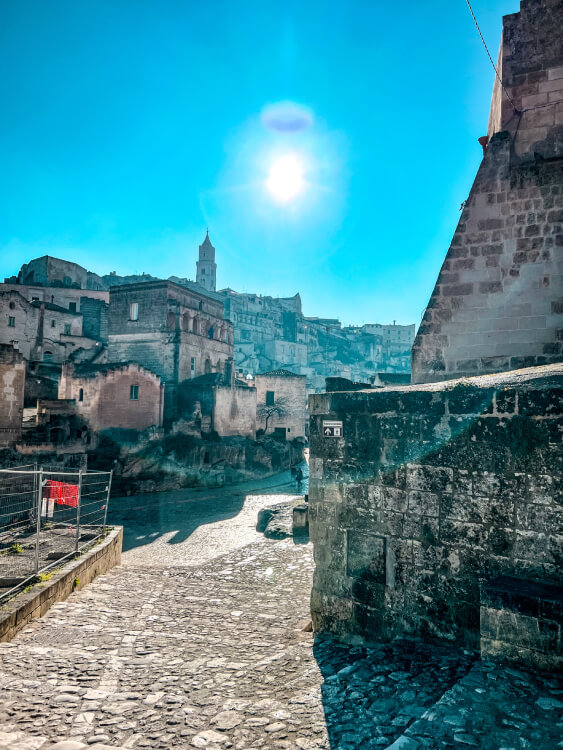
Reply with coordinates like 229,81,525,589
266,155,305,203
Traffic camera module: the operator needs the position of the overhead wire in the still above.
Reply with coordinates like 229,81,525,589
464,0,519,112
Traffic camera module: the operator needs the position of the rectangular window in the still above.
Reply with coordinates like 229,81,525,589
69,302,77,312
191,357,195,372
64,324,71,335
130,384,139,400
8,316,15,327
266,390,275,406
51,320,56,328
129,302,139,321
79,388,84,402
32,296,39,302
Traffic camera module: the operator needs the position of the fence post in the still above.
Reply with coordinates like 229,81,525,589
34,469,43,574
75,470,83,553
103,470,113,535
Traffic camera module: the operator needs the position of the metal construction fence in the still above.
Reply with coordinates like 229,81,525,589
0,465,112,602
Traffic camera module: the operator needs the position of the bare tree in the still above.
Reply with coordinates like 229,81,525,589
257,396,291,433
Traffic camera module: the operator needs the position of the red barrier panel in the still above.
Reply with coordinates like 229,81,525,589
44,480,79,508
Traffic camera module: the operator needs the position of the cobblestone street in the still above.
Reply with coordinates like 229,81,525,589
0,482,561,749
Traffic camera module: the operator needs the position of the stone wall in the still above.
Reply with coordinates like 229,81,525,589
108,281,233,420
213,385,257,438
80,296,109,341
17,255,88,289
0,526,122,643
412,0,563,384
487,0,563,160
308,364,562,650
0,345,26,447
255,370,307,438
59,363,164,433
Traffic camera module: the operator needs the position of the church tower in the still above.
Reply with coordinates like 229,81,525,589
196,230,217,292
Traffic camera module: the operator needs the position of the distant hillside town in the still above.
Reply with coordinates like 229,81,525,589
0,232,415,466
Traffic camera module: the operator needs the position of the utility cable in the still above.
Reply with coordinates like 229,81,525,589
464,0,519,112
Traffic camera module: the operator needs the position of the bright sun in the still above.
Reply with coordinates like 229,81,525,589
266,155,305,202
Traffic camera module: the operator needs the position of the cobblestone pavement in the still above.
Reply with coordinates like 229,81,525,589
0,481,561,749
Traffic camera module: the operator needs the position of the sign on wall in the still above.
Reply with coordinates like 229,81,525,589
323,420,343,437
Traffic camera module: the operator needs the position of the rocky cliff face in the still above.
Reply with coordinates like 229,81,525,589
97,433,305,495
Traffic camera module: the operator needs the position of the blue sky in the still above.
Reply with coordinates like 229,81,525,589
0,0,518,326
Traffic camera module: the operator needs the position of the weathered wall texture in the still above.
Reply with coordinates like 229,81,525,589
0,345,26,446
255,370,307,438
213,385,257,438
487,0,563,159
59,363,164,433
412,0,563,384
308,365,562,652
107,281,233,420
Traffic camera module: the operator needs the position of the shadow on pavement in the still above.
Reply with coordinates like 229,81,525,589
313,633,475,749
108,463,308,553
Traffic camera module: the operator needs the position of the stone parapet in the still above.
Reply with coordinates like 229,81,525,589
308,364,562,660
0,527,122,643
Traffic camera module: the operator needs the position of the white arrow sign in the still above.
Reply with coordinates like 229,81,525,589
323,420,343,437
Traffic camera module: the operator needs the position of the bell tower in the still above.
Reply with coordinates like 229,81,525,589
196,230,217,292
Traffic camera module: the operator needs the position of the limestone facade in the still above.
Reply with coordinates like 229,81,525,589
178,372,256,438
107,280,233,421
413,0,563,384
196,231,217,292
221,290,413,390
0,345,26,446
0,290,101,365
255,370,307,438
308,364,563,664
59,362,164,433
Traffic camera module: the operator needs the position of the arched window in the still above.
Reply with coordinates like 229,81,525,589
43,351,53,363
204,359,212,374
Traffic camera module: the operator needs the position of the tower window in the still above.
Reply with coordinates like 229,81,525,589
79,388,84,402
191,357,195,372
8,316,15,327
129,302,139,321
130,385,139,400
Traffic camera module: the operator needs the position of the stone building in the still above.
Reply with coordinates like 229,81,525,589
308,0,563,673
255,369,307,438
220,289,413,390
0,290,102,365
12,255,106,291
107,280,233,421
196,231,217,293
412,0,563,383
0,345,26,447
177,368,256,438
59,362,164,435
308,364,563,670
0,281,109,316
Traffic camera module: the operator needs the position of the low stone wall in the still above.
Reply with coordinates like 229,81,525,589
308,364,562,656
0,526,122,642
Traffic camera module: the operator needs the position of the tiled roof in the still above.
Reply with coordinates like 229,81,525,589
258,368,303,378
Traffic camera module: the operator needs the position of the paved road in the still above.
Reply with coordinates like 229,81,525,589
107,467,307,568
0,467,561,750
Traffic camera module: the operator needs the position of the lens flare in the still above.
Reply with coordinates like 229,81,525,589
261,101,313,133
266,155,305,202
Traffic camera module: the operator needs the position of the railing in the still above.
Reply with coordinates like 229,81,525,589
0,466,113,602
